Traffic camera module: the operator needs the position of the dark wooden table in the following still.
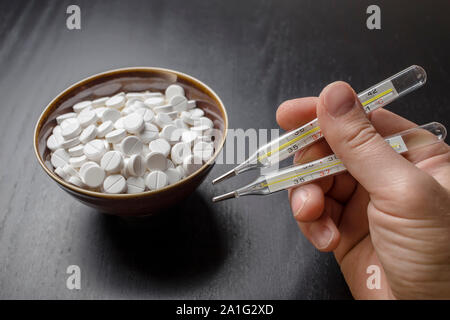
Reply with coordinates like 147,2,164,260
0,0,448,299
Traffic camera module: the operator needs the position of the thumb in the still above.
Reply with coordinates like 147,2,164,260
316,81,419,195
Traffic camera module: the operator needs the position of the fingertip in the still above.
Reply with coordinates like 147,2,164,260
304,217,340,252
289,184,324,222
276,97,318,130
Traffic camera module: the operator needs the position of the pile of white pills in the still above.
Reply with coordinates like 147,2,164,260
46,85,216,194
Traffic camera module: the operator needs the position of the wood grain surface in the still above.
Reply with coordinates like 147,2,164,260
0,0,449,299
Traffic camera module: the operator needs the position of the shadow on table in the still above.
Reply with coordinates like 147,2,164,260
95,191,228,290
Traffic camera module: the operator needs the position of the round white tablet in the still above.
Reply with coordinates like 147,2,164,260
144,96,165,108
182,154,203,175
145,170,168,190
92,97,109,108
97,120,114,138
62,164,78,177
47,134,64,151
120,136,143,156
100,151,123,173
123,113,144,134
180,111,195,125
181,130,198,145
170,142,192,165
56,112,77,124
176,165,186,178
69,155,87,167
77,110,97,128
105,129,126,144
165,84,185,100
127,154,146,176
102,108,121,123
105,95,125,109
170,95,188,112
174,118,188,129
145,152,167,171
190,108,205,118
68,175,85,188
135,107,154,123
61,118,81,139
165,168,182,184
103,174,126,194
193,116,214,128
126,176,146,193
94,107,107,119
79,124,98,144
149,138,170,157
82,165,105,188
83,139,106,161
187,100,196,110
61,136,80,149
73,101,92,113
153,104,173,114
68,144,85,157
51,148,70,168
139,123,159,144
54,167,69,180
155,112,173,128
160,124,178,141
80,161,98,176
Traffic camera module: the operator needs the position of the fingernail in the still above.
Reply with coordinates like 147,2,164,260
324,83,356,118
291,188,309,217
309,223,333,249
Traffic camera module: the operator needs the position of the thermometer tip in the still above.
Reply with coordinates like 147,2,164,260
212,169,236,184
212,191,237,202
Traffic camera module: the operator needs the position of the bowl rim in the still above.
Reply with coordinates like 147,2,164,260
33,66,228,199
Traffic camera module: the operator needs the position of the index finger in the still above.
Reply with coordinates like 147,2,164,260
276,97,318,131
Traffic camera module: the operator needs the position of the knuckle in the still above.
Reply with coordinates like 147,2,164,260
343,122,379,152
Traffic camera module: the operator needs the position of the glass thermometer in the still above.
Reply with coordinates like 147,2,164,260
212,122,446,202
213,65,427,184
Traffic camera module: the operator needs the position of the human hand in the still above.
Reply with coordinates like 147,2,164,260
276,82,450,299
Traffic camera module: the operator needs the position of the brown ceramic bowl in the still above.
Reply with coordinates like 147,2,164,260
34,67,228,216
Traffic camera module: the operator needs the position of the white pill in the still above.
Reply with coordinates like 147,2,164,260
145,170,168,190
144,96,165,108
126,176,146,194
123,113,144,134
166,111,179,120
83,139,106,161
126,92,147,100
181,130,198,145
53,125,62,135
145,152,167,171
149,138,170,157
135,107,154,122
69,155,87,167
155,112,173,128
141,144,151,156
92,97,109,108
190,108,205,118
193,116,214,128
51,148,70,168
77,110,97,128
94,107,107,118
56,112,77,124
47,134,64,151
153,104,173,114
160,124,178,141
103,174,126,194
193,141,214,161
171,142,192,165
165,168,182,184
102,108,121,123
97,120,114,138
143,92,164,99
68,175,85,188
60,136,80,149
165,84,185,100
73,101,92,113
182,154,203,175
120,136,143,156
174,118,188,129
79,124,98,144
105,95,125,109
61,118,81,139
62,164,78,177
127,154,146,176
190,125,211,136
54,166,69,180
105,129,126,144
100,151,123,173
82,165,105,188
176,165,186,178
68,144,84,156
139,123,159,144
120,159,131,178
170,95,188,112
104,140,111,151
180,111,195,125
187,100,196,110
113,118,124,130
80,161,99,177
128,100,146,110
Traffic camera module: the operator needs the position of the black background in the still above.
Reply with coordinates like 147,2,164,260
0,0,448,299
